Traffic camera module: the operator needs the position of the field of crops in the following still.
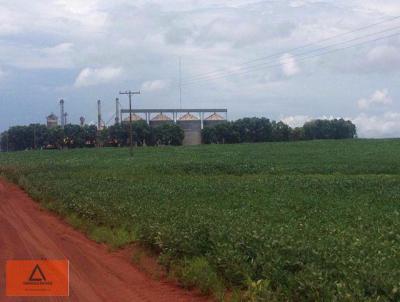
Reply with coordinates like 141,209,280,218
1,139,400,301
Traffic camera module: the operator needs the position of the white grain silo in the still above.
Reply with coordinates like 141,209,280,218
178,113,201,145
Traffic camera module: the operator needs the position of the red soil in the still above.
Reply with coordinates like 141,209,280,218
0,179,210,302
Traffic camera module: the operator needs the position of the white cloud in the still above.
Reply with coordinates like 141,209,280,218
353,0,400,15
281,114,339,127
357,89,392,110
282,111,400,138
352,112,400,138
281,115,311,127
0,42,75,69
141,80,170,92
365,45,400,72
280,53,300,77
0,0,400,132
74,67,122,88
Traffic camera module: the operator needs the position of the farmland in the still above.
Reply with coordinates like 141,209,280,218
1,139,400,301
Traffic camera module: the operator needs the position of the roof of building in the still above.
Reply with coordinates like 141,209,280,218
151,113,172,121
123,113,143,122
178,113,199,121
205,113,225,121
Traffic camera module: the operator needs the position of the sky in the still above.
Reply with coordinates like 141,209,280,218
0,0,399,137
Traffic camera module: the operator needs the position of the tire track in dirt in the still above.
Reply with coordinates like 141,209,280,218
0,179,210,302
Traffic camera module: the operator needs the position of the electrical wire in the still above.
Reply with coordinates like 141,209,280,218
182,16,400,83
182,30,400,87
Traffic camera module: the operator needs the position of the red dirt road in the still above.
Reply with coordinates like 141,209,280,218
0,179,209,302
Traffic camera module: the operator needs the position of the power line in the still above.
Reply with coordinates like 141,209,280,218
182,26,400,86
182,30,400,87
183,15,400,83
183,24,400,84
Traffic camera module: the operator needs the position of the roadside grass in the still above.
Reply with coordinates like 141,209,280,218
1,139,400,301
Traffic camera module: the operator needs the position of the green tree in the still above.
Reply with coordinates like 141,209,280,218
272,121,291,141
152,124,184,146
303,119,356,140
64,124,86,148
201,127,218,144
83,125,97,147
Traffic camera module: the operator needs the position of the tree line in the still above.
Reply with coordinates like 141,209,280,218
100,121,184,147
0,117,356,151
202,118,356,144
0,122,184,151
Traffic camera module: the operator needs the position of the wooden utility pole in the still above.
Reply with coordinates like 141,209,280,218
115,98,120,125
119,90,140,156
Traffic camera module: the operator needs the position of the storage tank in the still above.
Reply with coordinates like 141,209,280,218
123,113,143,123
46,113,58,128
204,112,226,128
178,113,201,145
149,113,173,128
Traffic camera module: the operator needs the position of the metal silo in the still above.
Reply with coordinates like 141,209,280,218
123,113,143,123
149,113,173,128
204,112,226,128
178,113,201,145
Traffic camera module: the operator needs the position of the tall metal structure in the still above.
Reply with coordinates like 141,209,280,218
60,99,65,128
179,57,182,109
80,116,85,127
97,100,102,130
115,98,120,125
119,90,141,156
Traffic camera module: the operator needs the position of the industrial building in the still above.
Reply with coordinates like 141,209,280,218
120,108,228,145
46,113,58,128
46,98,228,146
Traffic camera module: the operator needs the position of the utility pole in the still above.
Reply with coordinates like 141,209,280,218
97,100,102,130
119,90,140,156
115,98,120,125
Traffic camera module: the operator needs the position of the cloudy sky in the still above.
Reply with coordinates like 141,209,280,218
0,0,399,137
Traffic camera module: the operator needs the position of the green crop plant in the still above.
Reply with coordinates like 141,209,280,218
1,139,400,301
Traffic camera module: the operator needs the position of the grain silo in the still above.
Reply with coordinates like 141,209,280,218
204,112,226,128
123,113,143,123
178,113,201,145
150,113,173,127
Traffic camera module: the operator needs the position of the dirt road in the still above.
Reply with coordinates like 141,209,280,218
0,179,209,302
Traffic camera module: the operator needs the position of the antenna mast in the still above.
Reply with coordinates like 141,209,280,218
179,57,182,109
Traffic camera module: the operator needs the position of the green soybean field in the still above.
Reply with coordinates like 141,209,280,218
1,139,400,301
